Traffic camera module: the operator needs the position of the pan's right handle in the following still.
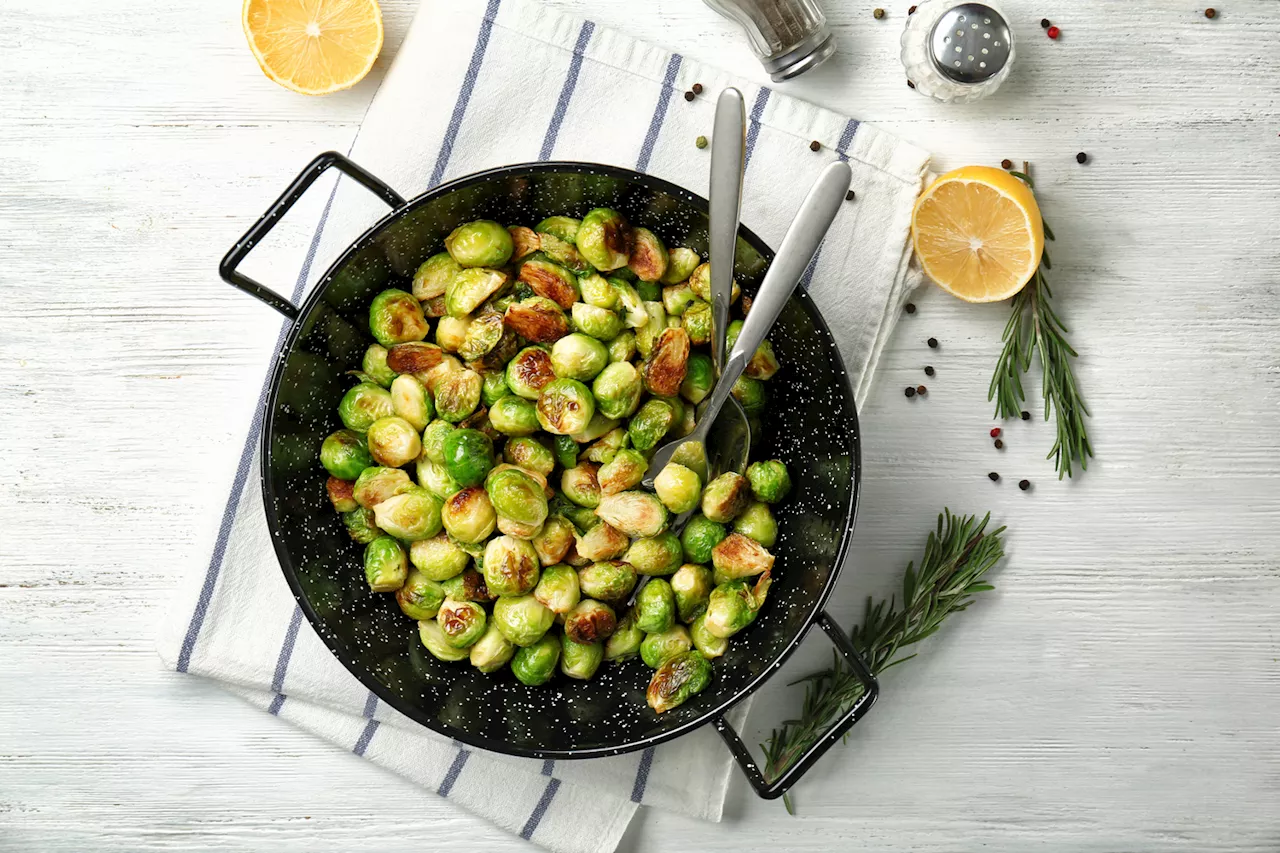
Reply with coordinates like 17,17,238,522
219,151,407,320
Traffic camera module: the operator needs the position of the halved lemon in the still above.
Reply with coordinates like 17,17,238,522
243,0,384,96
911,165,1044,303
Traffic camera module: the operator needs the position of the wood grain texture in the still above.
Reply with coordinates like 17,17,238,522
2,0,1279,851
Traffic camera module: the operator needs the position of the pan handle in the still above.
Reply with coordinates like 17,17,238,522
219,151,407,320
711,609,878,800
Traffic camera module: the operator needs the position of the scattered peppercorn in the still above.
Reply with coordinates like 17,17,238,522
908,4,917,13
873,8,885,19
1076,151,1088,164
1040,17,1050,28
1001,158,1013,170
988,472,1000,482
907,80,916,89
692,83,704,94
1047,25,1061,39
1019,479,1031,490
695,135,709,149
1204,8,1217,18
990,427,1001,438
994,439,1004,449
1020,410,1031,420
905,302,916,314
683,90,695,102
927,337,938,349
916,385,927,395
809,140,821,152
924,365,935,377
904,386,917,398
846,189,856,201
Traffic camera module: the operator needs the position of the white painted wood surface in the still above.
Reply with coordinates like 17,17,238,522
2,0,1279,850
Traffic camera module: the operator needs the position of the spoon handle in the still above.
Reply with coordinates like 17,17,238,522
709,88,746,376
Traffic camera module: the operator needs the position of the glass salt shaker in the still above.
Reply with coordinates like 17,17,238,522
703,0,837,82
900,0,1014,103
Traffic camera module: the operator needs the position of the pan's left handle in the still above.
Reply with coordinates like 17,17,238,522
219,151,407,320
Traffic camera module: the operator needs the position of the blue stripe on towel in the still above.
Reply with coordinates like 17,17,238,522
636,53,683,173
539,20,596,160
270,605,303,693
629,746,655,803
429,0,502,188
520,778,562,840
541,759,555,776
797,118,860,291
267,693,286,716
438,749,471,797
353,719,381,757
743,87,771,169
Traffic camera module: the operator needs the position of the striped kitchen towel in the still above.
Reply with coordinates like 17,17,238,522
157,0,930,851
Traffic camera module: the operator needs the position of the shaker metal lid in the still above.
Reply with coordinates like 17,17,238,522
928,3,1011,84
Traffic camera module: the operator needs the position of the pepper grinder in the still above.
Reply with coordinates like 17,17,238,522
900,0,1014,103
703,0,836,82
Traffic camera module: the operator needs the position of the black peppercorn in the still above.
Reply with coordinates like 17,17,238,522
988,472,1000,482
904,386,916,398
924,365,934,376
845,190,856,201
683,90,695,102
908,4,917,13
1020,410,1030,420
1040,17,1051,28
907,80,916,89
809,140,821,152
905,302,916,314
927,337,938,349
994,439,1004,449
1076,151,1088,164
1001,158,1013,170
1019,479,1031,490
692,83,704,94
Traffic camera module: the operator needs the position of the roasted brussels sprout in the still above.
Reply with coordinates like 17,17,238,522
711,531,775,583
535,215,581,243
413,252,462,301
396,569,446,620
745,339,780,380
369,289,429,347
517,258,580,309
481,371,510,408
373,487,443,541
434,315,470,353
635,302,666,358
560,463,601,508
420,419,455,465
700,472,752,524
681,299,712,346
366,416,422,468
597,448,648,495
440,567,494,603
570,302,624,342
506,346,556,400
509,226,540,261
669,440,709,483
653,462,702,514
607,329,636,363
510,632,561,685
679,353,715,405
569,412,619,444
504,296,571,343
746,459,792,504
681,514,727,565
576,208,631,271
456,310,505,361
640,625,692,669
389,375,433,432
485,466,549,533
445,268,508,318
662,283,698,316
441,485,497,543
445,219,513,268
532,516,576,566
634,577,676,633
409,533,470,581
415,458,462,502
433,368,483,423
733,500,778,548
636,278,662,302
339,382,395,433
342,506,382,544
688,263,739,304
482,535,541,596
731,375,767,416
487,395,539,437
575,520,629,561
418,619,470,662
536,378,596,435
627,227,669,281
552,434,579,469
326,476,358,513
624,533,683,576
647,650,711,713
440,428,494,487
469,623,516,673
437,598,487,648
538,232,592,275
564,599,617,644
671,563,714,623
321,429,373,480
550,333,609,381
704,575,771,639
577,560,637,603
660,247,701,284
642,328,691,397
579,273,620,309
560,633,605,680
532,562,580,615
364,536,408,592
353,466,411,509
386,341,446,377
604,610,645,661
492,593,555,647
362,344,398,388
628,399,674,451
689,612,728,658
596,490,667,538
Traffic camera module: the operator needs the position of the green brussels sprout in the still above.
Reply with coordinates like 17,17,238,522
372,487,443,541
485,466,549,531
341,507,382,543
558,502,600,537
389,375,433,432
689,612,728,658
576,208,631,271
321,429,373,480
679,353,715,406
535,215,581,243
634,577,676,633
689,263,739,304
628,399,675,452
366,416,422,468
647,650,712,713
635,278,661,302
745,339,780,380
661,283,698,316
560,462,601,509
517,257,580,309
409,533,470,581
653,463,701,515
576,520,629,561
415,458,462,502
711,531,775,583
597,448,649,496
681,299,712,346
339,382,395,432
624,533,683,577
536,232,592,275
665,442,706,485
581,427,627,465
437,598,487,648
445,219,514,268
660,247,701,285
412,252,461,301
532,516,576,566
435,315,471,353
635,302,667,358
500,437,552,477
564,599,617,644
353,466,411,509
369,289,429,347
456,310,505,361
510,632,561,685
505,346,556,400
418,618,470,662
610,278,648,329
362,344,398,388
607,329,637,362
481,371,510,407
660,394,687,427
671,563,714,623
535,378,596,435
482,535,541,597
733,500,778,548
700,472,752,523
440,428,494,487
550,333,609,381
492,594,555,647
569,412,619,444
568,302,623,342
364,536,408,592
434,369,483,423
420,419,455,465
627,227,669,281
469,623,516,673
532,562,580,615
439,567,494,603
396,570,447,620
441,485,497,543
552,434,579,469
577,560,637,603
640,625,692,669
589,362,641,420
485,395,538,437
560,633,604,680
596,490,667,538
681,514,727,564
326,476,358,513
704,575,771,639
746,459,792,504
579,273,620,309
604,610,645,661
445,268,509,318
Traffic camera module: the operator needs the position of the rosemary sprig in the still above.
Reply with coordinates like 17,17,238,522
761,510,1006,813
989,165,1093,478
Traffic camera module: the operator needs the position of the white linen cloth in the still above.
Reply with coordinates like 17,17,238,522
158,1,930,851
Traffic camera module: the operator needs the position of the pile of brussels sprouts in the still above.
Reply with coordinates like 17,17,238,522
318,209,792,714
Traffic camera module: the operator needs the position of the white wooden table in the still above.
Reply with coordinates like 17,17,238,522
3,0,1279,850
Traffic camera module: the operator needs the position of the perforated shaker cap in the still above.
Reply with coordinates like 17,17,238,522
928,3,1011,84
